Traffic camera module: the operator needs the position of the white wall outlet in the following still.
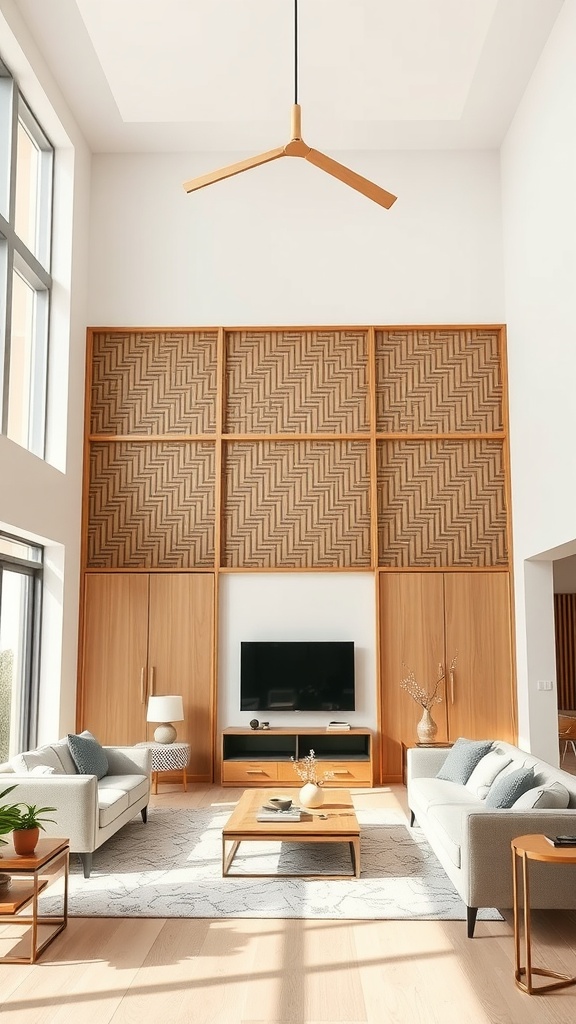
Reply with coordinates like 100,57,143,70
536,680,553,691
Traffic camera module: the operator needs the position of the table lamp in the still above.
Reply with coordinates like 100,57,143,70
146,694,184,744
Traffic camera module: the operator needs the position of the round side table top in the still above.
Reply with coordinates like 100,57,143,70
511,833,576,864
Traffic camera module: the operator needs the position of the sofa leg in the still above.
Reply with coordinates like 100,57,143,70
409,810,415,827
79,853,92,879
467,906,478,938
141,805,148,824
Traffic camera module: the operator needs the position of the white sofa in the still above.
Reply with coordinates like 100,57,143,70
0,736,152,877
407,740,576,936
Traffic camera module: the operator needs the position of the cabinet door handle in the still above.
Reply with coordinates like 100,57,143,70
148,666,155,699
140,667,145,704
450,668,455,704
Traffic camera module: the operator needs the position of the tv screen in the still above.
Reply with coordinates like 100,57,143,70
240,641,355,712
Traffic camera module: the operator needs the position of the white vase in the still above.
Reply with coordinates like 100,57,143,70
299,782,324,808
416,707,438,744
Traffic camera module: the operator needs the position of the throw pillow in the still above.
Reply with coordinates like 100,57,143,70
465,750,513,800
9,744,66,775
512,781,570,809
436,738,493,784
29,764,56,776
67,732,109,779
485,765,535,808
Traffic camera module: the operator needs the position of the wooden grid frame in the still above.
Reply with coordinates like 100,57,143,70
83,324,510,575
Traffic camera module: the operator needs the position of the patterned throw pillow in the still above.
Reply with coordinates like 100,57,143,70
67,732,109,779
436,738,493,784
485,765,535,808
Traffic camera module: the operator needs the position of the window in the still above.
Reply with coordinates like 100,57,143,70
0,58,53,458
0,533,43,761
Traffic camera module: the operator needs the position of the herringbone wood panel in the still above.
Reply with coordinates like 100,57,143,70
90,331,218,435
225,330,369,433
377,439,508,566
88,442,215,568
223,441,371,568
375,329,502,433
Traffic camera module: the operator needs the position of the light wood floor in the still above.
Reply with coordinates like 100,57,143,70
1,783,576,1024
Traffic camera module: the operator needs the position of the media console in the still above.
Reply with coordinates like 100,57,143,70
221,727,373,787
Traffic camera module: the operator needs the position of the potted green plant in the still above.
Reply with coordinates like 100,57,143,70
12,802,57,856
0,784,21,851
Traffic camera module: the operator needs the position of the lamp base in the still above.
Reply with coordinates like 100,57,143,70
153,722,177,744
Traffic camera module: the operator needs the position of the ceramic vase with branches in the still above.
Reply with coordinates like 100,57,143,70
400,654,458,743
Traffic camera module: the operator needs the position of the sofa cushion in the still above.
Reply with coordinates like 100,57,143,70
485,765,535,808
98,789,130,828
512,781,570,809
10,744,67,775
426,804,466,868
465,749,513,800
50,738,81,775
436,738,493,784
410,777,483,820
99,774,149,808
67,732,109,780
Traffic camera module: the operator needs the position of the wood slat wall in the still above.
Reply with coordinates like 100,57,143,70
554,593,576,710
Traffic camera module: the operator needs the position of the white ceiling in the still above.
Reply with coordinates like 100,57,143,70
13,0,564,152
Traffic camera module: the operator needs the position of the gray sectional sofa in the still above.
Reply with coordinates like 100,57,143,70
0,735,151,876
407,740,576,936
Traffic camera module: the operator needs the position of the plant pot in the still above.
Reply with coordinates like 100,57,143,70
299,782,324,808
416,707,438,744
12,827,40,856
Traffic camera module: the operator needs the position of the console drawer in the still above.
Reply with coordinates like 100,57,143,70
221,761,278,785
319,760,372,785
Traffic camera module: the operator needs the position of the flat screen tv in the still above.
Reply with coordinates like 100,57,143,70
240,640,355,712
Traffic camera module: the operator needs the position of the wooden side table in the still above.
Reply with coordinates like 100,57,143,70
0,837,69,964
137,741,191,794
511,833,576,994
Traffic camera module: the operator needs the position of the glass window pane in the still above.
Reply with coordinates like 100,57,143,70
0,570,30,762
8,271,36,450
0,534,42,563
14,119,40,257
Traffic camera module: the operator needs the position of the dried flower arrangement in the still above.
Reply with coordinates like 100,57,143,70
291,750,334,785
400,653,458,710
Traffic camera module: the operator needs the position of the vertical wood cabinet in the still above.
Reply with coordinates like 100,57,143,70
379,571,516,781
80,572,214,781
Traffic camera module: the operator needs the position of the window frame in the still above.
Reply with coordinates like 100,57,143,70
0,57,53,458
0,531,43,757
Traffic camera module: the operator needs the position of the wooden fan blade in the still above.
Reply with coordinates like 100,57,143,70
305,148,397,209
183,146,286,193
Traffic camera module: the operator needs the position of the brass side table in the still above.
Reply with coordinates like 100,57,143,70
0,837,69,964
511,833,576,994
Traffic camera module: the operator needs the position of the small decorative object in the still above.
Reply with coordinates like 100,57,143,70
0,871,11,891
249,719,260,730
0,784,20,853
268,796,292,811
400,654,458,744
146,694,185,744
292,749,334,808
12,802,57,856
260,721,270,730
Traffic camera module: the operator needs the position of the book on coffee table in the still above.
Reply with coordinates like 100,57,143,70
256,806,303,822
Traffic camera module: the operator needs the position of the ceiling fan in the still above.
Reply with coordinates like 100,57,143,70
183,0,397,209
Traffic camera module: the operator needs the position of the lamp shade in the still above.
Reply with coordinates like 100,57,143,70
146,695,184,724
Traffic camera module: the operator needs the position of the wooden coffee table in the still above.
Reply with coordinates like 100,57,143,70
222,788,361,878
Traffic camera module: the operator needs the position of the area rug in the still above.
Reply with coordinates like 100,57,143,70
41,805,502,921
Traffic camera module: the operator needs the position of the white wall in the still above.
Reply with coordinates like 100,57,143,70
88,149,504,326
87,146,505,730
501,0,576,759
219,573,376,730
0,1,91,740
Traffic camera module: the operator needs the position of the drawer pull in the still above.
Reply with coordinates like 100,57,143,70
333,769,351,775
246,769,266,774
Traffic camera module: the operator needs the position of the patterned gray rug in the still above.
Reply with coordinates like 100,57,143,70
43,805,502,921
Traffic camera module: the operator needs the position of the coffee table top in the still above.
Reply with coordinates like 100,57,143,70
223,788,359,839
